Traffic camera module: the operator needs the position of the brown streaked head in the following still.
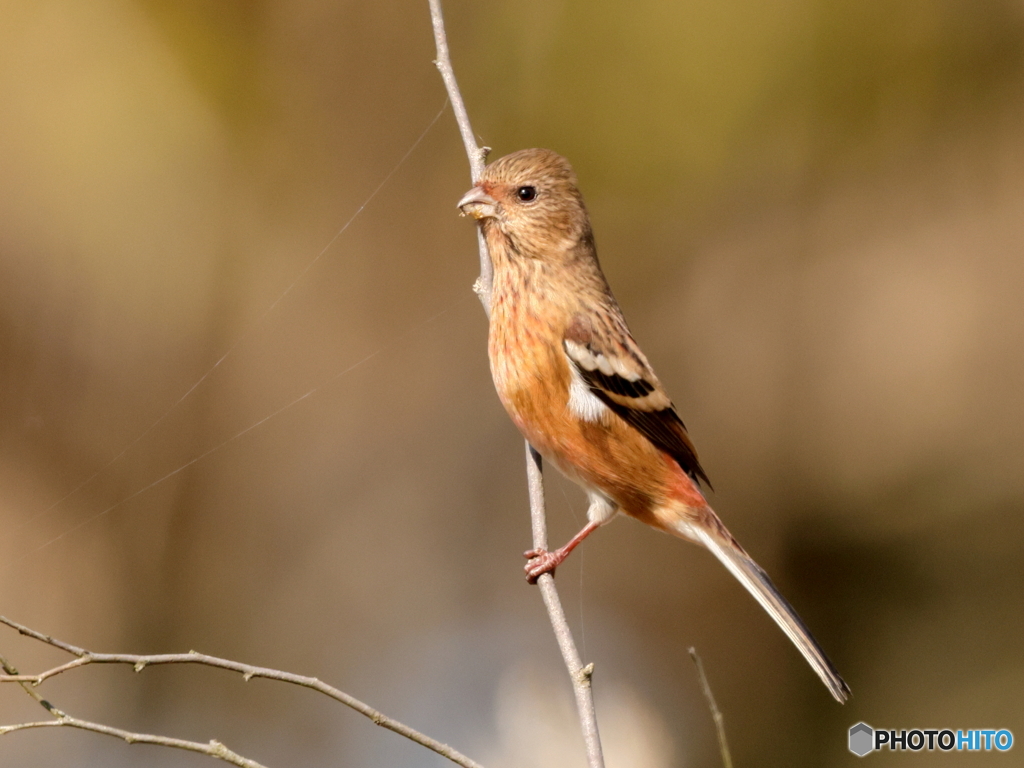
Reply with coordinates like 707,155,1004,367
457,148,591,258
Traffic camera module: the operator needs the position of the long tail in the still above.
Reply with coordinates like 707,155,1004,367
677,517,851,703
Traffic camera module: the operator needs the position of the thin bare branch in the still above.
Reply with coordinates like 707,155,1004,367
428,5,486,182
428,4,606,767
0,651,52,709
688,647,733,768
0,716,268,768
0,615,485,768
427,0,492,308
0,648,261,767
528,446,606,768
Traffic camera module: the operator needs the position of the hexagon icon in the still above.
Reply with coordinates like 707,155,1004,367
849,722,874,757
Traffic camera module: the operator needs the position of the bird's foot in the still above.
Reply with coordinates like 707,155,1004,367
524,547,567,584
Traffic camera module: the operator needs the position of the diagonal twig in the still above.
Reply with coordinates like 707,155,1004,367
0,717,268,768
0,647,262,767
427,0,492,307
427,3,606,767
0,615,484,768
689,647,733,768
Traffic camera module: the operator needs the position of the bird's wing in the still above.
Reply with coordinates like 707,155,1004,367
563,313,711,489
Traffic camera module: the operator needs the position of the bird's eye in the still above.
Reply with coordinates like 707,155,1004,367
516,186,537,202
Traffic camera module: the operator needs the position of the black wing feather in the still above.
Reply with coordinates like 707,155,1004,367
592,384,712,490
564,344,712,490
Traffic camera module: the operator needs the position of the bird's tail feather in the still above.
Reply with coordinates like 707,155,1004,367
680,520,850,703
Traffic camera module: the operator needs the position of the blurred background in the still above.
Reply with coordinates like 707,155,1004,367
1,0,1022,765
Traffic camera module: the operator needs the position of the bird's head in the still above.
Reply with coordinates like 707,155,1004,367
457,148,590,256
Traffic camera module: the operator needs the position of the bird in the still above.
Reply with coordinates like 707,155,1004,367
457,147,850,703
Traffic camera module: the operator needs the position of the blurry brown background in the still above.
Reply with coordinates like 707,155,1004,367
1,0,1022,766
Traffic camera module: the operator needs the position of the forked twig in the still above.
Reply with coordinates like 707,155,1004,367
0,647,265,768
427,2,606,767
0,615,485,768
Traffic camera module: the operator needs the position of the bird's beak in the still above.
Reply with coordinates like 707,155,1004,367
457,185,498,220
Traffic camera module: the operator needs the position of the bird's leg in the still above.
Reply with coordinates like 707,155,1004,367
524,520,601,584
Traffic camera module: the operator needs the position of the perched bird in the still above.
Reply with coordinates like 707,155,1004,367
458,148,850,703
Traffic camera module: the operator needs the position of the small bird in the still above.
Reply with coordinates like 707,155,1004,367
458,148,850,703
